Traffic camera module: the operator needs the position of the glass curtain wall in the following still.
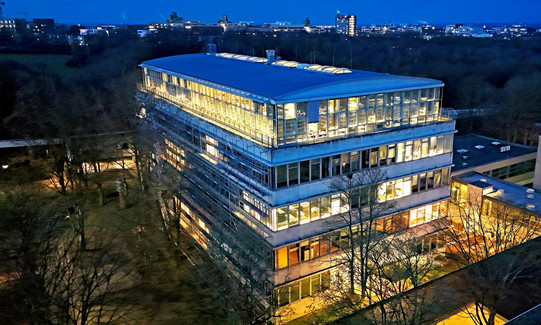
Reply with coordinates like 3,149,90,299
144,68,444,147
273,167,451,230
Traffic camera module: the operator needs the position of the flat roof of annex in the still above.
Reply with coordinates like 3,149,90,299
455,172,541,216
140,53,444,104
453,134,537,173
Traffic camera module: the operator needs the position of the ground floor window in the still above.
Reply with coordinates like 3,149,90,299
275,271,331,307
409,201,444,227
416,233,445,254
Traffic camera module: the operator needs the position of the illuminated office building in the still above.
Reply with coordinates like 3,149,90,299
139,50,455,320
335,13,357,36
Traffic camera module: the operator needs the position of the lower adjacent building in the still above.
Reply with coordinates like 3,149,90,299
452,134,537,186
451,172,541,222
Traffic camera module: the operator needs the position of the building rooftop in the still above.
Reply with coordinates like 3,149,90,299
456,172,541,216
452,134,537,172
140,53,443,103
505,303,541,325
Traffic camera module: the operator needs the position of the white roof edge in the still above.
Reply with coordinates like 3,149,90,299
273,83,445,104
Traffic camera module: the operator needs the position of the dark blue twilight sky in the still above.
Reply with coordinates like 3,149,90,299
5,0,541,25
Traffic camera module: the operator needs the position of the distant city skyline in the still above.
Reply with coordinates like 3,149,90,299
5,0,541,25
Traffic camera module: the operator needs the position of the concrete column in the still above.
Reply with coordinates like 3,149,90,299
533,136,541,191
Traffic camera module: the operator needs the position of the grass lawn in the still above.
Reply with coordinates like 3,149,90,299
0,53,76,79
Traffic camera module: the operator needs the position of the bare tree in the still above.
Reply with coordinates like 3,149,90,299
441,189,539,325
0,185,140,325
55,228,135,325
327,169,393,308
368,232,436,325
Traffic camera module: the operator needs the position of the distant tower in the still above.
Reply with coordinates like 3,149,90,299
167,12,183,24
303,17,310,27
218,15,229,24
335,11,356,36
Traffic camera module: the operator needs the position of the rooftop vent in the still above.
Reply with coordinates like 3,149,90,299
526,188,535,194
457,149,469,154
462,162,468,167
266,49,276,63
272,60,299,68
462,155,469,160
480,178,487,182
492,141,501,146
215,51,351,74
527,194,535,199
475,145,485,150
526,204,536,210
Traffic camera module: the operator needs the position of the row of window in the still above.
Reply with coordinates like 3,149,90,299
164,113,453,193
276,89,442,144
275,233,340,269
145,68,445,147
145,70,275,146
377,169,450,203
163,139,277,234
177,186,273,276
276,271,331,307
275,168,450,230
274,232,444,308
484,159,536,179
275,134,453,188
165,130,451,234
409,201,446,227
164,138,185,171
274,201,445,269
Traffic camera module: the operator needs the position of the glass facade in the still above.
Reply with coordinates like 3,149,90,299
408,201,446,227
145,55,456,316
276,271,331,307
143,67,445,147
273,200,445,270
162,112,453,191
483,159,536,180
165,133,451,233
275,134,453,188
144,68,275,146
274,167,451,231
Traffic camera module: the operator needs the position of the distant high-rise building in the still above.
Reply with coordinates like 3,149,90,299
303,17,311,27
335,12,356,36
